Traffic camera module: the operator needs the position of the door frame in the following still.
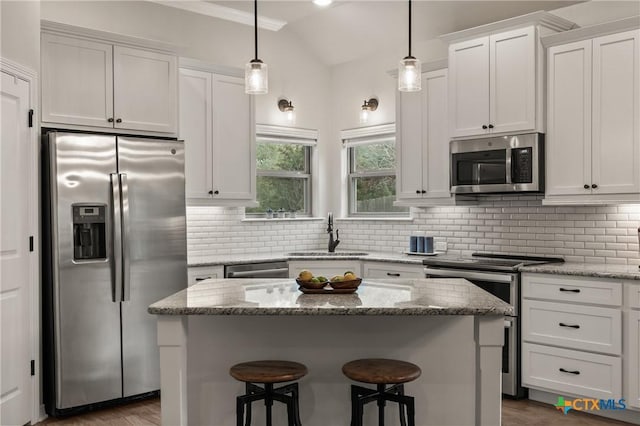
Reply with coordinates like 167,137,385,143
1,57,42,423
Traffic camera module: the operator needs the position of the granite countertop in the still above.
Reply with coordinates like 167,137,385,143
148,278,513,316
518,262,640,281
188,251,429,267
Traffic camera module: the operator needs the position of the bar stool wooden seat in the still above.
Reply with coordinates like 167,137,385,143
230,360,308,426
342,358,421,426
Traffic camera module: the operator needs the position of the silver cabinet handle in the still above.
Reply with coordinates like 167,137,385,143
120,173,131,302
110,173,123,303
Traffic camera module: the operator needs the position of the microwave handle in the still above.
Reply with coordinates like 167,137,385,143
505,147,512,184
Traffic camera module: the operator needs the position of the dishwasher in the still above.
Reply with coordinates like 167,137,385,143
224,261,289,278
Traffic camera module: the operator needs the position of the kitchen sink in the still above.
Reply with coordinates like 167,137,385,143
288,252,369,256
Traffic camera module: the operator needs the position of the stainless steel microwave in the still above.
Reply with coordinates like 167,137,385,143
450,133,544,194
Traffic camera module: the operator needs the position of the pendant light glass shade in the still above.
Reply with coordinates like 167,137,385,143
245,0,268,94
398,56,421,92
398,0,421,92
245,59,268,94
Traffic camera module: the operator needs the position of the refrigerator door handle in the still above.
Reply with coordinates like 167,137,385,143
110,173,123,303
120,173,131,302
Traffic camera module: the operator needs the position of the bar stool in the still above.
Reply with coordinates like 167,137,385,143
230,360,308,426
342,358,421,426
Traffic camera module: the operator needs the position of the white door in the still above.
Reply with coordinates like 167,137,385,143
396,81,424,200
546,40,593,196
449,36,490,138
113,46,177,133
41,33,113,128
489,26,536,134
211,74,255,200
0,71,32,426
423,69,451,199
591,29,640,195
179,68,213,199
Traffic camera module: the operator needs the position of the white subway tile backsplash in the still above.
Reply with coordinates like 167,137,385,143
185,200,640,265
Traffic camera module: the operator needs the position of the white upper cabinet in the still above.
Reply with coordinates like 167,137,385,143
396,67,453,205
449,26,536,138
41,22,178,135
179,65,255,205
41,33,114,128
545,26,640,204
113,46,177,133
443,12,576,140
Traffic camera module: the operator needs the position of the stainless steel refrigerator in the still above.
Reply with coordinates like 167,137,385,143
42,131,187,416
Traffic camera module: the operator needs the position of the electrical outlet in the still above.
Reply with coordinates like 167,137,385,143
435,241,447,252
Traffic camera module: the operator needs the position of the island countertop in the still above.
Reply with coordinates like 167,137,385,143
148,278,513,316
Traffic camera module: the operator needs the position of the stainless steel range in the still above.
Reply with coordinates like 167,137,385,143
423,252,564,398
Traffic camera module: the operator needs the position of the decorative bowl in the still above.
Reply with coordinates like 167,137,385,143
328,278,362,290
296,278,328,289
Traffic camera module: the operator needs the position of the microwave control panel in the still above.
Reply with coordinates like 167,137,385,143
511,148,532,183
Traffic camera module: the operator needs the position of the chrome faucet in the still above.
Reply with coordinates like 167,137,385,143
327,212,340,252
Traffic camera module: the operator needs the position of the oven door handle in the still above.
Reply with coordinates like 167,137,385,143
424,267,514,283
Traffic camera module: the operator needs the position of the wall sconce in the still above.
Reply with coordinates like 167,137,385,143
278,98,295,123
360,98,378,124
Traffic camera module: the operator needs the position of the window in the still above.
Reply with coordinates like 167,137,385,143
344,126,409,217
246,126,316,217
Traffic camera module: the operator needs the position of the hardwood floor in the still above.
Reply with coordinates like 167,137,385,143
36,397,634,425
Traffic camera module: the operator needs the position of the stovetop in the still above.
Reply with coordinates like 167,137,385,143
423,252,565,273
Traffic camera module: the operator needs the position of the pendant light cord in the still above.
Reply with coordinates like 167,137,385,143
408,0,412,57
254,0,258,60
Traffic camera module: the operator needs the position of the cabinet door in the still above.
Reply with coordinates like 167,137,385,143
113,46,177,133
396,81,424,200
449,37,490,138
489,26,536,134
628,310,640,409
179,69,213,199
592,30,640,195
211,74,255,200
546,40,592,196
41,33,113,128
423,69,451,199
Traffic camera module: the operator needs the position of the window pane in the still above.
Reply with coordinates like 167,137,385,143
246,176,307,213
256,143,306,172
353,142,395,172
353,176,408,214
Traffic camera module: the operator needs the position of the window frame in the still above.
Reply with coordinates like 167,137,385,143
342,124,409,218
246,125,317,218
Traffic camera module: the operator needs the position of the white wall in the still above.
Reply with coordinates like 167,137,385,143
1,0,40,71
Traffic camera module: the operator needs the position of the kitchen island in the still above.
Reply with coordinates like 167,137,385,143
149,278,512,426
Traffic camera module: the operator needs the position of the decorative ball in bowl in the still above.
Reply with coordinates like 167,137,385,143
328,277,362,290
296,278,328,289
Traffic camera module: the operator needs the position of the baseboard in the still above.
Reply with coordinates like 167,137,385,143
529,389,640,425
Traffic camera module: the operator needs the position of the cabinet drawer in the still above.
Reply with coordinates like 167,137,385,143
522,273,622,306
627,283,640,309
362,262,424,279
522,343,621,400
522,300,621,355
188,265,224,286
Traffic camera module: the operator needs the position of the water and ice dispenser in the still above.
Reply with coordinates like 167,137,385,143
72,204,106,260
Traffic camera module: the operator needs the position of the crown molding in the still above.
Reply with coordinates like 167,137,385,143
340,123,396,141
148,1,286,32
256,124,318,141
440,10,578,44
179,57,243,77
542,16,640,48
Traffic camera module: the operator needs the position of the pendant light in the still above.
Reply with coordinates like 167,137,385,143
245,0,268,94
398,0,421,92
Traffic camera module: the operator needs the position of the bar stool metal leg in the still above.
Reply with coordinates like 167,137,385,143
237,397,245,426
377,384,386,426
264,383,274,426
397,384,407,426
406,396,415,426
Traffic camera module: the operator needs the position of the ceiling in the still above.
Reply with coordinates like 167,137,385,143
198,1,584,65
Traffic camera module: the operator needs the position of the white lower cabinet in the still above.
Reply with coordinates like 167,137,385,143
362,262,424,279
522,342,622,400
288,260,361,279
627,283,640,409
187,265,224,287
521,273,627,405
